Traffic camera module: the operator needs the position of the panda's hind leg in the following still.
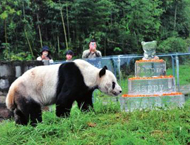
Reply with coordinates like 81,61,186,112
15,97,42,126
14,108,28,125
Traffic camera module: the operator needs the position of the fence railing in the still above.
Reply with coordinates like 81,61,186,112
53,52,190,91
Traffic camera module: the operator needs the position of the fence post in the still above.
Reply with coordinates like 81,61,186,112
117,55,121,83
171,55,175,77
116,55,122,102
175,55,180,91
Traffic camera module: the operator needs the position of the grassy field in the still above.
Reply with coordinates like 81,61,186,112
1,98,190,145
166,63,190,85
1,63,190,145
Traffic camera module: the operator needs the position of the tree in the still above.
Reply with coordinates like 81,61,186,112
160,0,190,39
125,0,163,53
0,0,190,60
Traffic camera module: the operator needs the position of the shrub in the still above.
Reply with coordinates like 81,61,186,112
157,37,187,53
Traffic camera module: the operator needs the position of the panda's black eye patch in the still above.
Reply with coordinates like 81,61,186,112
112,82,115,89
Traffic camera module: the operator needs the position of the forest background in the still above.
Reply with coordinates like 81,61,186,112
0,0,190,61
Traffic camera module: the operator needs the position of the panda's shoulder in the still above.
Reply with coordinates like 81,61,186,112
73,59,93,67
73,59,87,64
33,64,60,72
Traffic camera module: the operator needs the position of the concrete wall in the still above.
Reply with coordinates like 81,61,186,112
0,61,44,120
0,61,43,96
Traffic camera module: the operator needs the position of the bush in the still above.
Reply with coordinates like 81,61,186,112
157,37,187,53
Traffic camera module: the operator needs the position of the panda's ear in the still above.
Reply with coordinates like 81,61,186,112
99,66,107,78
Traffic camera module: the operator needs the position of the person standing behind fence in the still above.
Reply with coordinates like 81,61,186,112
82,39,102,58
65,50,74,62
37,46,53,63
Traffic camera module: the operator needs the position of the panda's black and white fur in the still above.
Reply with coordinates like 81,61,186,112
6,59,122,126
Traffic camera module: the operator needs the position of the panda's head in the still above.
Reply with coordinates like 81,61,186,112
98,66,122,96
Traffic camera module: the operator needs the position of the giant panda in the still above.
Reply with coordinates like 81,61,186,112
6,59,122,126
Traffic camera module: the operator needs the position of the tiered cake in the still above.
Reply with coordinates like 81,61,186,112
120,60,185,112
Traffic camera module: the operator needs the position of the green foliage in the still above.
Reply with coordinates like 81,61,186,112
157,37,187,53
113,47,122,53
2,43,33,61
126,0,163,42
1,0,190,60
160,0,190,39
2,43,11,60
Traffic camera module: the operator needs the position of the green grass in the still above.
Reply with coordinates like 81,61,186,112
167,63,190,85
1,64,190,145
1,98,190,145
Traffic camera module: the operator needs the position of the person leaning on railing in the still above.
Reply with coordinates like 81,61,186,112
82,39,102,59
37,46,54,63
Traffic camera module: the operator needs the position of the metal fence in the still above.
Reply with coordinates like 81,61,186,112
53,52,190,91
